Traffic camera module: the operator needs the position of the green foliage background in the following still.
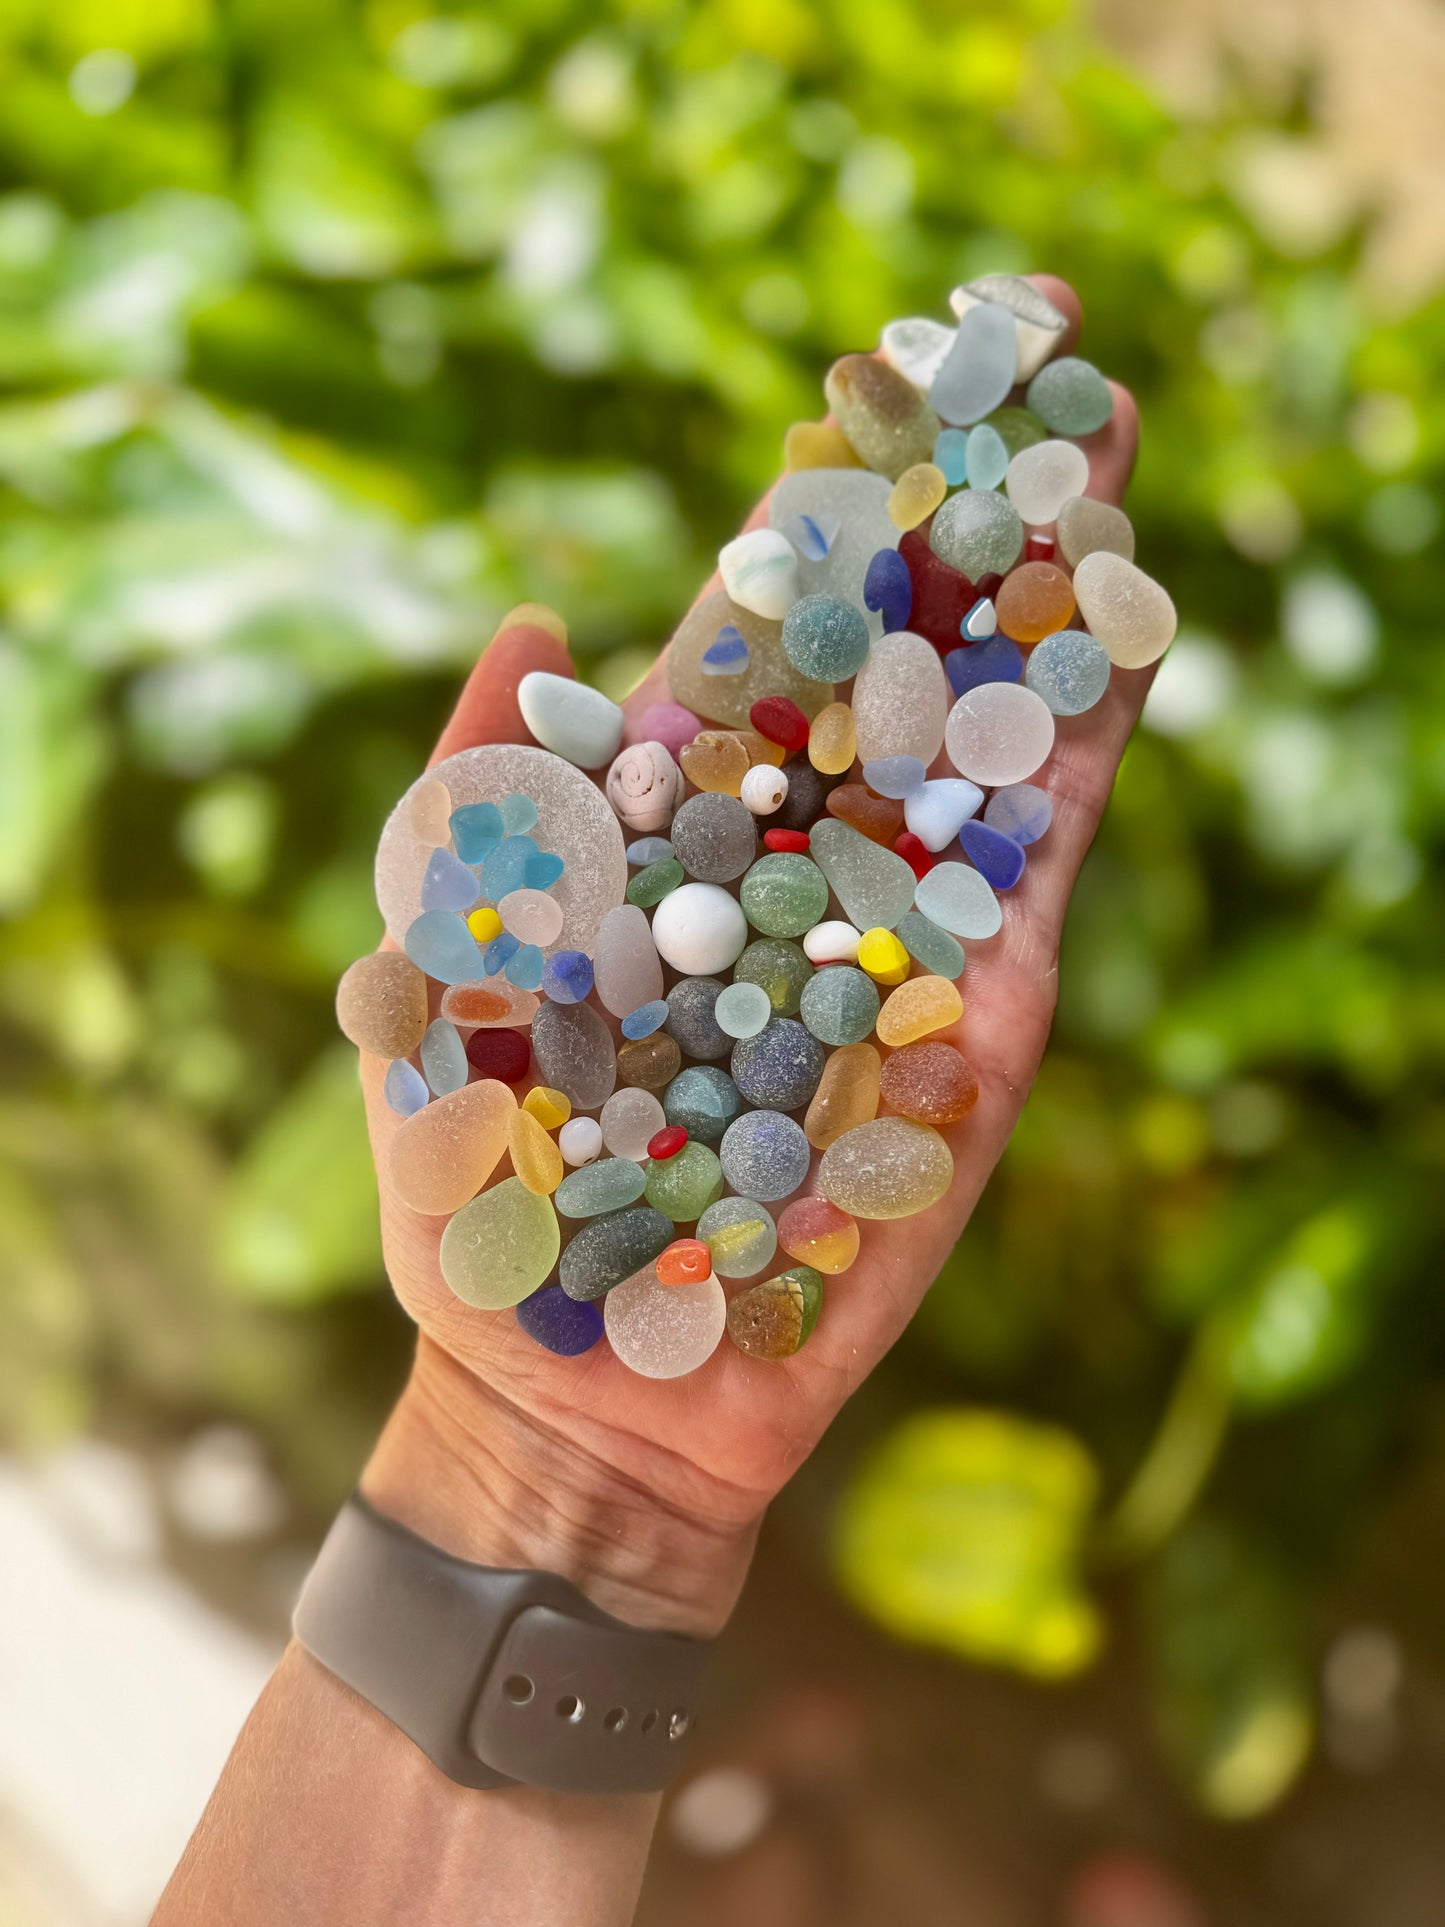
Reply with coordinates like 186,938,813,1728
2,0,1441,1820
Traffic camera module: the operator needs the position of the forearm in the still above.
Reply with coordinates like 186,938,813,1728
155,1344,759,1927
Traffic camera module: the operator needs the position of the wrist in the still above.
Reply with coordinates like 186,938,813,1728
360,1339,758,1639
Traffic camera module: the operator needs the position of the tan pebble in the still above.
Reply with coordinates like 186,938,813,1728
605,741,684,833
804,1042,882,1149
336,952,429,1058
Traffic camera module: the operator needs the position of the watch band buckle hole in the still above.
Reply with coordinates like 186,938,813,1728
503,1674,534,1705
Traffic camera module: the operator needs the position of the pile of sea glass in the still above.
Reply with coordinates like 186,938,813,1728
336,275,1176,1380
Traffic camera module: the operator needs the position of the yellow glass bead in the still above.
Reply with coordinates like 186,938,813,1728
467,906,503,942
876,974,964,1047
523,1085,571,1130
809,701,857,776
679,731,751,796
784,421,864,471
856,927,910,985
507,1107,563,1196
888,462,947,532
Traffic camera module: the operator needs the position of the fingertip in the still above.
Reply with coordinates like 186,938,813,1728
1080,380,1140,507
1026,273,1083,354
429,617,575,765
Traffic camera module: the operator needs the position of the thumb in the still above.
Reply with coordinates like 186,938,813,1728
430,604,576,766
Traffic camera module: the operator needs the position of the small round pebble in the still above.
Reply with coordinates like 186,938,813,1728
799,966,881,1047
945,682,1056,787
1005,439,1090,526
1056,495,1135,568
542,949,595,1004
1027,356,1114,436
559,1207,673,1301
599,1087,666,1161
498,887,563,947
616,1032,682,1090
985,783,1053,846
558,1116,604,1166
604,1267,726,1379
663,976,732,1063
734,937,814,1017
531,1000,617,1109
669,793,758,883
720,1109,813,1203
879,1040,980,1126
696,1196,779,1278
994,563,1076,645
781,594,871,681
772,757,840,834
731,1017,826,1111
651,883,749,976
817,1117,953,1219
740,764,789,815
803,920,862,965
1024,628,1111,716
517,671,624,770
929,489,1023,581
645,1140,724,1221
715,980,773,1039
739,853,829,939
621,999,669,1041
1072,552,1178,668
662,1066,743,1146
464,1026,531,1084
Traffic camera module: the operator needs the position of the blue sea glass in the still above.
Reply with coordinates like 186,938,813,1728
621,999,669,1041
863,548,912,634
933,427,969,486
516,1285,604,1357
524,850,565,890
480,835,539,898
958,819,1027,890
383,1058,429,1116
862,755,926,799
505,943,544,989
945,634,1024,698
404,910,483,985
449,802,503,863
543,949,594,1003
498,792,539,835
484,931,521,975
420,847,481,914
984,783,1053,847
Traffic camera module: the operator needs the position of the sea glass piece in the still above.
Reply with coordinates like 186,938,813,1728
914,862,1003,939
985,784,1053,846
558,1116,603,1166
524,852,565,890
893,831,933,882
621,999,668,1041
986,406,1048,459
804,1042,881,1149
727,1267,823,1360
876,975,963,1046
879,1040,979,1126
377,744,625,957
702,627,750,676
507,1107,564,1196
827,784,903,846
749,696,810,754
599,1087,666,1161
663,977,731,1062
1072,553,1178,668
604,1265,726,1379
467,906,503,943
644,1141,724,1221
765,828,810,854
894,910,965,979
808,702,857,776
718,528,799,621
809,819,918,931
505,943,543,990
542,950,594,1005
637,701,704,762
739,765,789,815
851,631,948,766
515,1286,603,1357
679,732,751,797
1027,356,1114,436
934,427,969,485
336,952,429,1058
929,300,1019,426
484,931,520,976
449,801,503,862
731,1017,826,1110
616,1033,682,1090
656,1237,710,1284
650,883,749,976
945,683,1056,786
776,1198,860,1275
524,1086,570,1129
662,1066,742,1146
944,635,1024,698
879,315,955,390
902,777,985,852
950,274,1069,381
889,462,947,532
897,527,977,653
863,549,912,634
667,591,832,732
530,1001,617,1109
384,1058,429,1117
408,778,452,845
715,981,772,1039
772,757,840,834
626,857,684,908
739,853,828,939
559,1207,673,1301
517,671,624,770
930,489,1023,580
781,594,871,682
1005,439,1090,527
388,1079,515,1216
964,423,1009,491
861,755,925,799
785,510,841,561
1056,495,1135,568
958,819,1027,890
404,910,483,986
591,904,664,1018
696,1196,778,1279
1025,628,1111,715
464,1027,530,1083
605,741,683,835
734,938,813,1017
627,837,673,866
824,353,939,481
856,927,910,985
420,1018,468,1096
799,966,880,1047
498,792,538,835
499,888,564,947
440,978,540,1028
555,1158,648,1220
647,1126,688,1162
963,596,997,641
784,421,863,470
817,1117,953,1219
719,1109,812,1203
995,562,1076,644
420,847,480,914
803,920,862,965
440,1178,560,1309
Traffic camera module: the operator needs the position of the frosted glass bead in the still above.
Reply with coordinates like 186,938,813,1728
599,1088,666,1161
556,1158,648,1219
809,819,918,931
560,1208,673,1301
808,702,857,777
484,931,519,976
719,1109,812,1203
929,301,1019,426
667,591,831,732
591,904,664,1018
542,950,594,1004
336,952,428,1058
667,793,754,885
1056,495,1136,568
662,1066,742,1145
876,974,963,1047
726,1267,823,1359
498,792,539,835
929,489,1023,580
404,910,483,986
863,549,912,633
525,852,564,890
531,1001,617,1110
605,741,683,834
739,853,828,939
507,1108,563,1196
851,631,948,767
995,563,1077,645
964,423,1009,491
420,1018,468,1096
440,1179,559,1309
664,977,732,1062
1005,439,1090,526
879,315,955,390
650,883,749,976
902,777,985,852
803,1043,881,1149
803,920,862,965
440,978,539,1027
515,1286,603,1357
776,1197,860,1275
913,862,1003,939
559,1116,604,1166
731,1017,825,1111
644,1140,724,1221
524,1086,570,1129
517,672,624,770
740,764,789,815
895,910,966,980
861,755,926,800
888,462,947,532
616,1033,682,1091
408,778,452,845
734,938,813,1017
957,819,1026,890
945,683,1056,786
827,779,902,845
466,906,502,943
1027,356,1114,436
504,943,544,990
856,927,910,985
781,594,871,682
718,528,799,620
627,837,673,866
715,981,772,1039
769,469,900,613
824,353,939,481
621,999,669,1041
1025,628,1112,715
945,635,1024,698
420,847,480,914
950,274,1068,381
626,857,683,907
384,1058,429,1117
879,1040,980,1126
799,966,880,1047
934,426,970,485
1072,553,1178,668
817,1117,953,1219
604,1266,726,1379
388,1079,516,1216
499,888,564,947
985,783,1053,845
449,801,502,862
696,1195,778,1279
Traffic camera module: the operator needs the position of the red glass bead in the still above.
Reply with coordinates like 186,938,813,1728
763,827,810,852
893,831,934,881
1025,533,1056,563
749,696,810,754
647,1125,688,1161
464,1027,531,1083
898,527,977,654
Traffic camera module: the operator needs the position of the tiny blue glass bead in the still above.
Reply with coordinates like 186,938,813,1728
543,949,595,1003
480,834,539,898
621,999,669,1041
863,549,912,634
404,910,484,985
984,784,1053,847
958,819,1027,890
965,422,1009,491
524,850,565,890
945,633,1024,698
933,427,969,486
515,1285,604,1357
627,837,673,866
420,846,481,914
862,754,926,799
785,511,839,561
449,802,503,863
702,625,750,675
498,792,539,835
484,931,521,975
383,1058,429,1116
505,943,545,990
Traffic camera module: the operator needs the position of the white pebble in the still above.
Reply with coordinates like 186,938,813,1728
1005,439,1090,527
714,981,772,1039
558,1116,603,1166
650,882,749,976
739,764,789,815
498,888,564,946
718,529,799,621
944,684,1056,788
517,672,624,770
802,920,862,965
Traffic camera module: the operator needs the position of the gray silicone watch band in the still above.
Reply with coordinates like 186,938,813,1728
292,1493,710,1794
